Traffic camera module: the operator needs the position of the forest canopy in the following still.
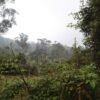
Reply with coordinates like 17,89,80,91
0,0,100,100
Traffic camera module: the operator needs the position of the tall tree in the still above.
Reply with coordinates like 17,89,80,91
71,38,83,68
73,0,100,68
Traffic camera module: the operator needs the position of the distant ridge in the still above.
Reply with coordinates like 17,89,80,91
0,36,14,48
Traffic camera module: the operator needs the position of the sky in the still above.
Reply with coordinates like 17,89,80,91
4,0,84,46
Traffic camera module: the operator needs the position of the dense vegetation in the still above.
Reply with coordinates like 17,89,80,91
0,0,100,100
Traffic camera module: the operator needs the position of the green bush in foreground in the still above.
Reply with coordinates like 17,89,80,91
29,64,99,100
0,64,100,100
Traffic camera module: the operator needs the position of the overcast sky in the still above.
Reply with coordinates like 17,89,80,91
4,0,84,46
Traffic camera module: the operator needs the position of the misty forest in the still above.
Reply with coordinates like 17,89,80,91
0,0,100,100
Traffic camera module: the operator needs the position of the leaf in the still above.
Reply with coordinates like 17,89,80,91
89,80,96,89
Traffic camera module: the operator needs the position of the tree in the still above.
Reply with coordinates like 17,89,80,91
0,0,17,34
50,42,68,60
71,38,83,68
30,38,51,65
73,0,100,68
15,33,28,52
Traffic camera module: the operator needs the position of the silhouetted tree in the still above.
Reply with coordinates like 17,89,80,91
0,0,17,34
73,0,100,68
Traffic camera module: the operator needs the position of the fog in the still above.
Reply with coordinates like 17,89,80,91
4,0,84,46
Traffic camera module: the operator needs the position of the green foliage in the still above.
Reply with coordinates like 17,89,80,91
0,82,24,100
29,63,99,100
0,61,100,100
0,57,18,75
0,56,24,75
72,0,100,67
29,78,60,100
16,53,27,64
